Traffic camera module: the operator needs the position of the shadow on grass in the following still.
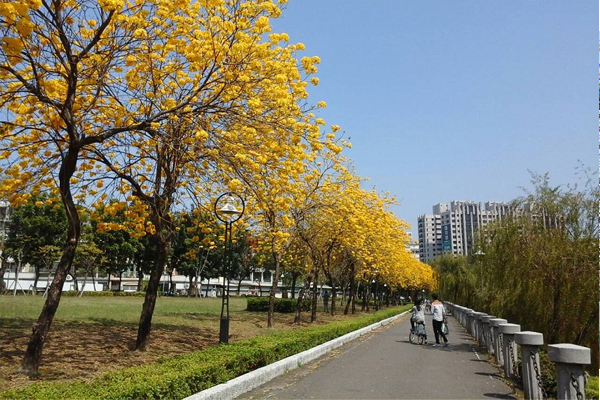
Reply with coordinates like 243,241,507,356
0,317,218,390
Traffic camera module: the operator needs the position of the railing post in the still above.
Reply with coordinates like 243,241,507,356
460,307,467,326
548,344,591,400
481,315,496,355
470,311,480,341
514,331,544,400
489,318,508,367
466,309,474,335
474,312,487,347
498,323,521,379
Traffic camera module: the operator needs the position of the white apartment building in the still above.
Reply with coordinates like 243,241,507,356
405,232,420,261
417,214,441,262
418,201,515,263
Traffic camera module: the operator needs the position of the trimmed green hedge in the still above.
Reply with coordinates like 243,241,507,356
0,306,410,400
587,376,599,400
246,297,311,313
112,291,145,297
61,291,145,297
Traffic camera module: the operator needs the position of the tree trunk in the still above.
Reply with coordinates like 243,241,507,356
42,265,53,298
361,281,368,312
77,272,88,297
330,288,337,316
310,269,319,323
137,266,143,291
351,279,357,314
20,147,81,376
12,254,21,296
291,274,297,299
72,273,79,292
294,278,311,324
344,279,353,315
135,213,173,350
187,275,193,297
168,270,174,294
548,279,561,344
0,257,7,294
344,276,356,315
135,246,167,350
32,265,41,295
574,306,598,345
267,252,281,328
192,272,199,297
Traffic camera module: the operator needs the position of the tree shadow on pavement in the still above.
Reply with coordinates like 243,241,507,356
483,393,516,399
475,371,503,379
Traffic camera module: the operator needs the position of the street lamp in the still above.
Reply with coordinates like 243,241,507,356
214,192,245,344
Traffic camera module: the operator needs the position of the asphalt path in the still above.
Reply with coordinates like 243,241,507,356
238,311,516,400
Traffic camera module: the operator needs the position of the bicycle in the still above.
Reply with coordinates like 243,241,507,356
409,322,427,345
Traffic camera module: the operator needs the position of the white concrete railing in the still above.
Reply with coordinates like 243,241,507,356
446,302,591,400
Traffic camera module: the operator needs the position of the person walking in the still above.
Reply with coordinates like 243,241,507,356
431,293,449,347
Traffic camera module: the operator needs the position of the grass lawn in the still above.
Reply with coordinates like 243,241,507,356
0,294,364,391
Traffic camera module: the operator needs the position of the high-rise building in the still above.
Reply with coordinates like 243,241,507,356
405,232,420,261
418,201,515,263
417,214,442,262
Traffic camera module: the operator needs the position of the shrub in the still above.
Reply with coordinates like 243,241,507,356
0,306,410,400
112,291,145,297
61,291,143,297
587,376,599,400
246,297,311,313
79,291,114,297
537,350,557,399
62,291,113,297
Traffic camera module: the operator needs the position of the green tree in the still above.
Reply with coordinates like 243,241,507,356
4,194,67,294
431,254,474,305
92,203,142,292
450,171,598,369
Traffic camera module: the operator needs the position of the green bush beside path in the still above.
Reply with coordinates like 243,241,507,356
0,306,410,400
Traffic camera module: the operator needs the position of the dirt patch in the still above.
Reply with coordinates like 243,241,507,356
0,318,211,390
0,311,349,391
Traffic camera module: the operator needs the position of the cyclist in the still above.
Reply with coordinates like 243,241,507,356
410,298,428,344
424,298,432,314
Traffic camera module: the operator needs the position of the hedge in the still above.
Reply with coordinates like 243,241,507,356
587,376,599,400
61,291,146,297
0,306,410,400
246,297,311,313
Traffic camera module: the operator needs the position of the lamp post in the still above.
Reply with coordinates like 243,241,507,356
214,192,245,344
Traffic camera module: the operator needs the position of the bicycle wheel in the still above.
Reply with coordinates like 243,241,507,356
409,329,415,343
418,334,425,345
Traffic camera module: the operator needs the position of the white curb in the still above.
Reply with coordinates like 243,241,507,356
184,311,408,400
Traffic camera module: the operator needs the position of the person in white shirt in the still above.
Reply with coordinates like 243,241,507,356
431,293,448,347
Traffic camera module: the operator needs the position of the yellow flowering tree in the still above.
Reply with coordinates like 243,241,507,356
75,0,336,347
0,0,176,374
300,169,435,315
0,0,330,373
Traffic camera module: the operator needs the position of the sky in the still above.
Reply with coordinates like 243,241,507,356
270,1,597,237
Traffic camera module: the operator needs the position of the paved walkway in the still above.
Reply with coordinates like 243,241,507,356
238,311,516,399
